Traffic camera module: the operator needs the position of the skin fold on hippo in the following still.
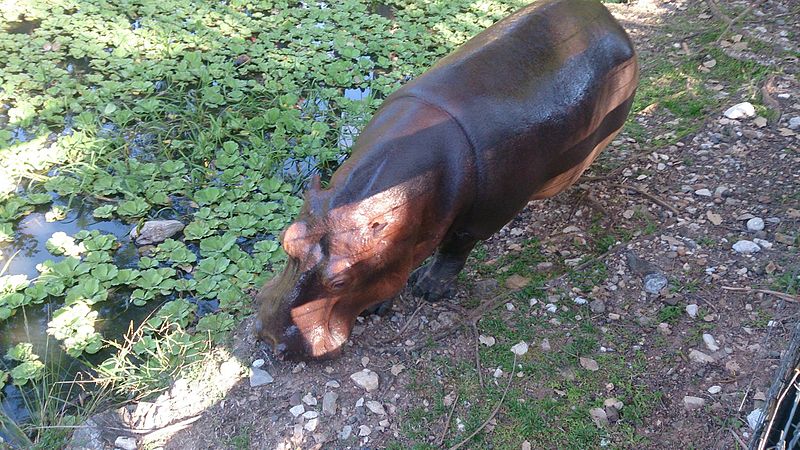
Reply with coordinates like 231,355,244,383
255,0,640,360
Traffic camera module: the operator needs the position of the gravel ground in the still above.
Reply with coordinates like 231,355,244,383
133,0,800,448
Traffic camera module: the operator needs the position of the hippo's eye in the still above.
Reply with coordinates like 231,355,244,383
330,279,347,291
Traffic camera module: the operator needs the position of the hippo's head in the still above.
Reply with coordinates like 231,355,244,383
255,177,422,360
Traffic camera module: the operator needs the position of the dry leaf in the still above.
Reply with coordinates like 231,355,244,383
478,335,496,347
505,274,530,290
579,357,599,371
706,211,722,225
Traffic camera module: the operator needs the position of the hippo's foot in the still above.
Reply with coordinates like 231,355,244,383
362,298,394,316
409,262,460,302
411,232,477,301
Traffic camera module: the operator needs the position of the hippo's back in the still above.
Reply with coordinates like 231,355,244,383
392,0,638,237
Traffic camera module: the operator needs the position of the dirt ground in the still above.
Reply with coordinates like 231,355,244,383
155,0,799,449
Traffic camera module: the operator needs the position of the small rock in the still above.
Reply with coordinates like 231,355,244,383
657,323,671,335
289,405,305,417
338,425,353,440
604,398,624,410
643,273,668,294
683,396,706,411
302,393,318,406
590,300,606,314
322,392,338,416
390,364,405,376
493,368,504,378
249,368,274,387
708,385,722,394
358,425,372,437
689,349,715,364
589,407,609,427
626,252,660,275
746,217,765,231
753,238,772,250
748,408,765,430
366,401,386,415
573,296,588,305
686,304,699,318
522,441,532,450
252,359,265,368
325,380,340,388
788,116,800,130
694,188,712,197
114,436,137,450
303,410,319,419
579,357,599,371
723,102,756,119
541,338,552,352
511,341,529,356
473,279,499,296
130,220,185,246
753,116,768,128
350,369,379,392
545,303,558,313
733,240,761,254
304,418,319,432
703,334,720,352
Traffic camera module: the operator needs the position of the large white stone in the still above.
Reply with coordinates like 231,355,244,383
350,369,379,392
723,102,756,119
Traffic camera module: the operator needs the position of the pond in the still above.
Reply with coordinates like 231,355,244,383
0,200,157,440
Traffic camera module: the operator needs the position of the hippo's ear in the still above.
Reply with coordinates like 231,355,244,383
282,221,309,258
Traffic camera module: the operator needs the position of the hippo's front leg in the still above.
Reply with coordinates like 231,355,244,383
411,230,478,301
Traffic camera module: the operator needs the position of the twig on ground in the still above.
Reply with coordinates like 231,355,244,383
471,323,485,389
706,0,756,43
722,286,799,303
380,302,425,344
729,428,748,448
436,392,459,447
447,354,517,450
610,183,680,216
399,293,511,354
99,414,203,435
584,192,609,217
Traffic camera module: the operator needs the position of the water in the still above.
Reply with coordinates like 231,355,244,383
0,200,158,445
4,19,41,35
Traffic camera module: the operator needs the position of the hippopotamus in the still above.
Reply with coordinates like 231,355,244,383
255,0,639,359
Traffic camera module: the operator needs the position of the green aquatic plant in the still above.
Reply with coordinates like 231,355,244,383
5,343,45,386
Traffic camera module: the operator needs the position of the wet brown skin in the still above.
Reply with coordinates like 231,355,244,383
255,0,639,360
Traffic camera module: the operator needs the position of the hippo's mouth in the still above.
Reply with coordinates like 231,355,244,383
287,298,352,359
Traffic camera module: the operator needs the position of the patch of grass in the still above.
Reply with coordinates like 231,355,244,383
393,334,660,448
747,309,773,329
226,428,251,450
773,269,799,295
568,260,608,293
658,305,683,324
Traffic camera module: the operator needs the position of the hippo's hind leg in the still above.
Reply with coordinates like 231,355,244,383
410,231,477,301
